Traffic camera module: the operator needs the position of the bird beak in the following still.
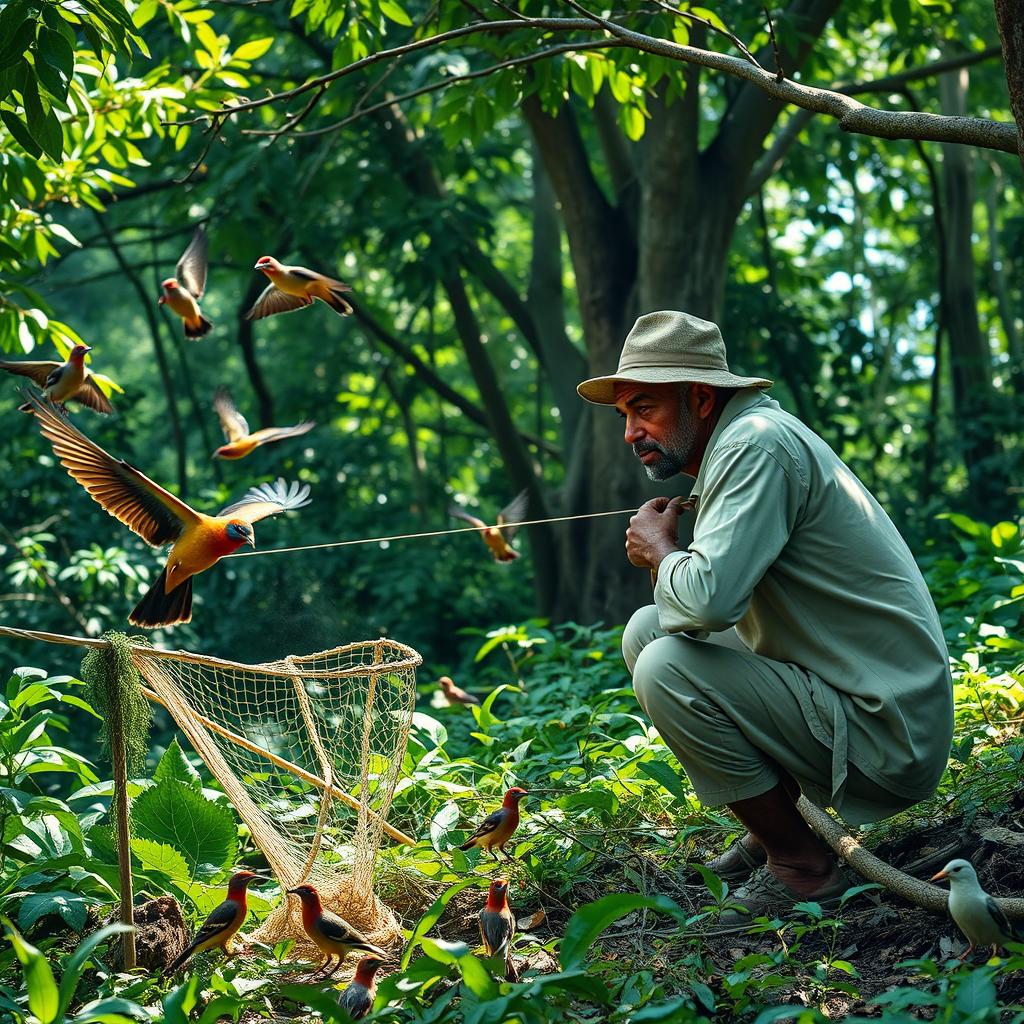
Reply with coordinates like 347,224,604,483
246,535,256,549
83,345,92,353
251,874,271,884
286,887,300,895
930,870,948,881
253,262,263,270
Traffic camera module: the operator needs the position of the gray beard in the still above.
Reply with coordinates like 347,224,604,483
633,416,699,481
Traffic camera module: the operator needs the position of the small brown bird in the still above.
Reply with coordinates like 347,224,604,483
439,675,481,706
165,869,267,974
0,344,113,414
158,226,212,339
245,256,353,320
479,879,518,982
336,955,386,1019
212,388,314,460
287,883,387,978
449,490,529,563
458,787,528,860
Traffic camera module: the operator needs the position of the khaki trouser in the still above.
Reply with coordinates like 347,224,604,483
623,605,914,825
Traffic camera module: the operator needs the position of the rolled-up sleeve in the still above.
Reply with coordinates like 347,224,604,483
654,441,806,633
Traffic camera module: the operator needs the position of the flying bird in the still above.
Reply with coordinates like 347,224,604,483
336,955,386,1020
287,883,387,978
158,225,212,339
438,675,481,707
458,787,528,860
931,858,1024,960
479,878,518,981
0,344,113,414
245,256,353,320
24,391,310,627
165,870,267,974
212,388,314,460
449,489,529,563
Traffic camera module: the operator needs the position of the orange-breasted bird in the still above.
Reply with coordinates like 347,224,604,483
458,787,528,860
165,870,268,974
479,878,518,981
439,675,481,707
212,388,314,460
336,955,386,1019
449,490,528,563
158,225,212,339
245,256,353,320
24,391,311,627
0,344,113,414
287,883,387,978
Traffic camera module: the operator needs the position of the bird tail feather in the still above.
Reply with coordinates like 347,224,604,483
129,570,193,627
164,940,197,976
321,287,353,316
185,315,213,339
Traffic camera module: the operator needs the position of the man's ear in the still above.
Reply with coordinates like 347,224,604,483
691,383,718,419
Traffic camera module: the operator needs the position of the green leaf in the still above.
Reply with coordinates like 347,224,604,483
378,0,413,25
155,738,203,789
18,890,90,933
1,109,42,157
401,878,483,969
637,758,691,805
420,937,497,999
5,922,59,1024
162,975,201,1024
131,837,191,879
58,923,132,1018
952,968,997,1015
232,37,274,61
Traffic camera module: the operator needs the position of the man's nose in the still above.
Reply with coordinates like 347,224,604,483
623,416,644,444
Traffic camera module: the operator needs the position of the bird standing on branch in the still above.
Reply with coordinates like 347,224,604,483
24,391,311,627
448,489,529,563
287,883,387,978
439,675,481,706
245,256,353,320
458,787,528,860
479,878,518,981
165,869,268,974
158,225,212,339
336,955,386,1019
212,388,315,460
1,344,113,414
931,858,1024,960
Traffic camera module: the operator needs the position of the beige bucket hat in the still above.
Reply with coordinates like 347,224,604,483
577,310,773,405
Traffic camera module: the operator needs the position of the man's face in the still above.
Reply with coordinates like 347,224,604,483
613,381,700,481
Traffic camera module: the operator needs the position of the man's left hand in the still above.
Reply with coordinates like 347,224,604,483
626,496,687,570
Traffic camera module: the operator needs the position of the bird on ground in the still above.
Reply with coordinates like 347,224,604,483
438,675,481,707
245,256,353,320
479,878,518,981
458,787,528,860
931,858,1024,960
0,344,113,414
24,391,311,627
287,883,387,978
165,869,268,974
158,225,212,339
336,955,387,1019
448,489,529,563
212,388,315,460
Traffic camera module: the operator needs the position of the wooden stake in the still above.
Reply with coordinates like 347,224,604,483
108,679,136,969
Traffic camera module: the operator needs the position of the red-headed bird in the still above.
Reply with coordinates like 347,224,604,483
158,225,212,339
439,675,481,707
212,388,315,460
287,883,387,978
479,879,518,981
246,256,353,320
449,490,528,563
165,869,267,974
336,955,386,1019
1,344,113,414
24,392,310,627
458,787,528,860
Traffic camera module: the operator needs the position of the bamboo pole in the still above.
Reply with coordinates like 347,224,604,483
108,691,137,969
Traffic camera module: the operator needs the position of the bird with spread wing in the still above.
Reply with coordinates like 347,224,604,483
245,256,353,320
158,225,212,339
24,391,310,627
212,388,314,460
449,489,529,563
1,344,113,414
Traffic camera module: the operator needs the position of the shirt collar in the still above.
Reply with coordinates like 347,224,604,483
690,388,774,499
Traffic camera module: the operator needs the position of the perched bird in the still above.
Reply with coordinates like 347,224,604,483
458,787,528,860
158,225,212,339
165,869,267,974
287,883,387,978
24,392,310,627
931,858,1024,960
449,489,529,563
479,878,518,981
0,344,113,414
212,388,314,460
245,256,353,320
439,675,481,707
336,955,386,1019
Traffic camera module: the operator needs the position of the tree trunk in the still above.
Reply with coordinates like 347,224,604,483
993,0,1024,174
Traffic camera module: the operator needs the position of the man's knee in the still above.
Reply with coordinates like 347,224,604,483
631,635,695,720
622,604,663,672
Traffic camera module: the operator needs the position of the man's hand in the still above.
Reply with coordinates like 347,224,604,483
625,496,688,570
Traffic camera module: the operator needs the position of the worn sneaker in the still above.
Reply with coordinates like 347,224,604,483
704,837,768,883
718,866,853,927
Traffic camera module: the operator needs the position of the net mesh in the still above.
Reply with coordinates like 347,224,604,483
128,638,419,953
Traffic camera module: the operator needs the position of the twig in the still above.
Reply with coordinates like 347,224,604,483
653,0,764,71
764,5,784,81
176,115,224,185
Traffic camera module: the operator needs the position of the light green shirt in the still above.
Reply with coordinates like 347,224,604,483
654,389,953,803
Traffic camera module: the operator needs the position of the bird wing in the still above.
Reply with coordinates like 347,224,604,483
449,505,487,530
985,895,1023,940
0,359,60,387
247,421,315,445
467,807,505,841
244,284,310,321
290,266,351,292
218,477,311,524
213,388,250,442
176,226,208,300
72,376,115,414
496,489,529,543
319,909,385,954
190,897,242,948
24,391,198,546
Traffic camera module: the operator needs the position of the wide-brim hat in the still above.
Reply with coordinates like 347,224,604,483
577,310,773,405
